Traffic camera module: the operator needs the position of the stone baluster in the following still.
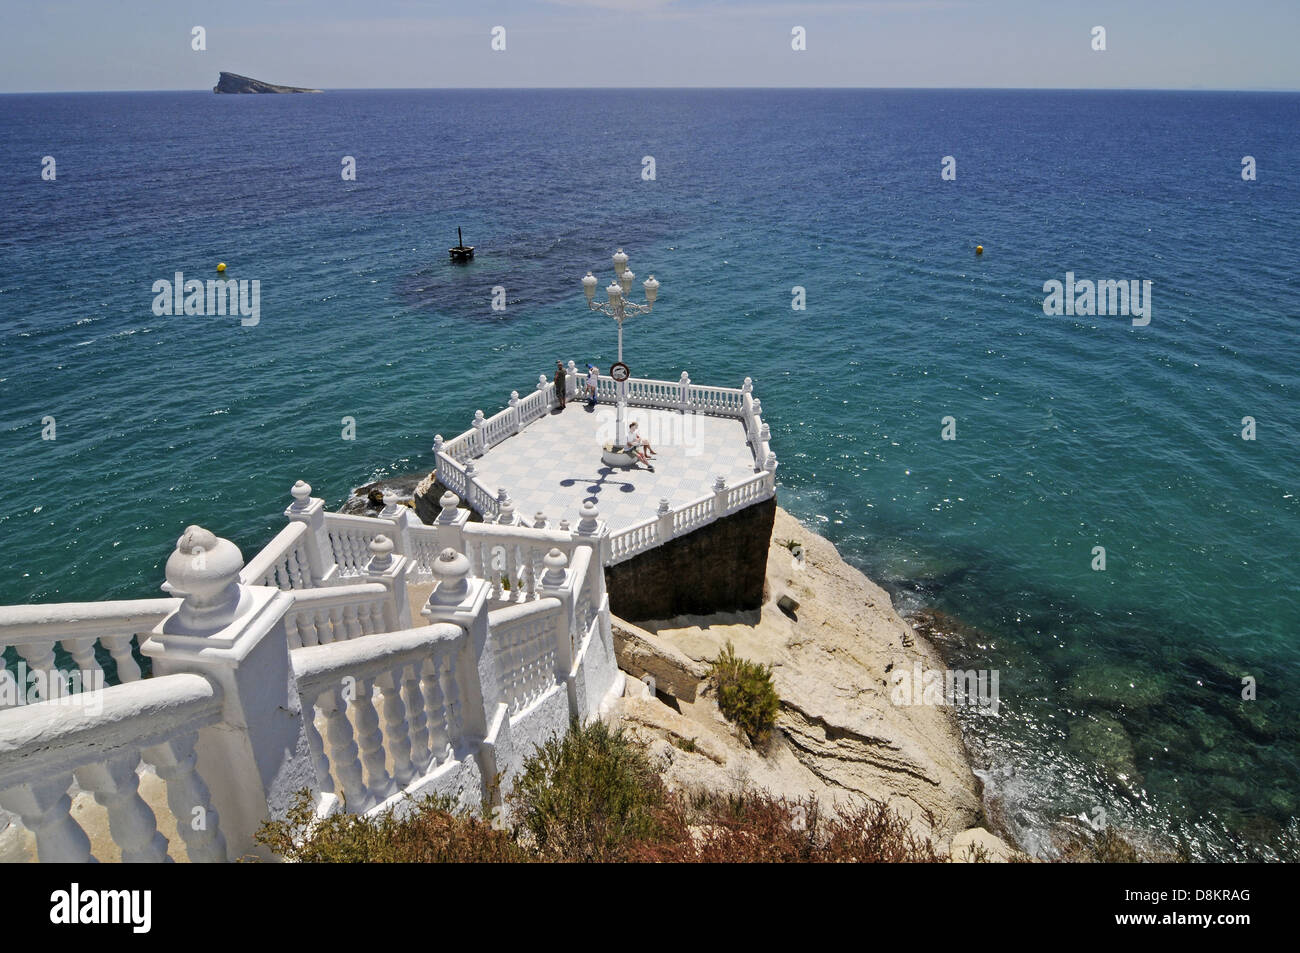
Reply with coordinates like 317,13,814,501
284,480,338,585
433,433,444,458
318,686,366,810
350,678,391,804
679,371,691,413
419,655,452,765
713,474,728,519
472,410,487,456
75,754,169,863
0,776,93,862
765,452,779,489
102,634,144,683
14,641,56,700
400,663,431,775
142,525,317,861
377,668,415,787
362,534,410,632
143,732,228,863
435,491,470,554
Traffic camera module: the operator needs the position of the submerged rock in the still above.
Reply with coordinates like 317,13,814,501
1066,712,1141,786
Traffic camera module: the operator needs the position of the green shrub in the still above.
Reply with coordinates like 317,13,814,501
709,641,780,744
254,789,527,863
507,719,669,862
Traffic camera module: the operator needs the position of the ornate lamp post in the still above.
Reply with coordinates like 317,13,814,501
582,249,660,450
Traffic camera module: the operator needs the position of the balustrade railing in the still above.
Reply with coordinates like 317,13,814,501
488,599,563,717
0,673,227,862
1,599,171,707
291,623,467,814
241,522,313,590
283,583,392,649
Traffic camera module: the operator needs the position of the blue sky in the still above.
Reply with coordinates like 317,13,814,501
2,0,1297,92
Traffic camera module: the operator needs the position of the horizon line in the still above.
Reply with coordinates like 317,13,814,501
4,84,1300,95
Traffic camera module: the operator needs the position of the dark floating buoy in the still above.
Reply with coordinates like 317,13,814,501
449,227,474,263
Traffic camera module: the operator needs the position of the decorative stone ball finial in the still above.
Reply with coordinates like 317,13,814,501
576,501,600,535
433,434,444,453
430,548,471,606
368,534,395,571
752,398,763,416
538,374,548,391
680,371,690,384
742,377,753,394
290,480,312,510
760,423,771,443
765,453,778,473
438,491,461,522
381,490,399,516
464,461,477,478
534,512,547,529
164,525,246,634
657,498,671,516
713,475,727,492
541,548,568,588
509,390,520,407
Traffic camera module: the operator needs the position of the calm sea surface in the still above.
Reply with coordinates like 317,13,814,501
1,89,1296,859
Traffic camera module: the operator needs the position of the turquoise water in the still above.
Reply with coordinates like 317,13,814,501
1,90,1296,858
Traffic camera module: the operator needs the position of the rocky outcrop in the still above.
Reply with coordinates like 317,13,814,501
608,506,983,845
950,827,1021,863
213,72,322,94
605,496,775,619
610,617,708,702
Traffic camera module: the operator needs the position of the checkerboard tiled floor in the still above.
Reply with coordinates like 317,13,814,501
469,404,760,531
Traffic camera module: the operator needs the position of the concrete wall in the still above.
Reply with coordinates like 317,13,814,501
605,496,776,621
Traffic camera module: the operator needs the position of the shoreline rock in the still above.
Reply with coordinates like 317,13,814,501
607,505,985,849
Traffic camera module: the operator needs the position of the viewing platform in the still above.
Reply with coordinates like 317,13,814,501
434,363,778,565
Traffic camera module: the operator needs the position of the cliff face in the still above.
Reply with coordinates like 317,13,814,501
609,506,984,845
213,72,322,94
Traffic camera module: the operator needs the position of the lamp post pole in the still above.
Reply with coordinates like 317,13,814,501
582,249,660,448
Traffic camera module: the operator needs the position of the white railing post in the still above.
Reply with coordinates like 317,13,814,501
656,498,674,544
566,360,579,400
141,526,317,861
679,371,691,414
540,549,576,679
379,491,415,555
508,391,522,434
471,411,487,456
421,549,508,797
713,474,728,519
574,501,608,565
537,373,549,410
362,535,411,631
496,490,516,526
765,453,779,490
284,480,338,585
435,491,470,553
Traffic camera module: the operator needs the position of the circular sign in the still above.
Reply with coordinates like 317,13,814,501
610,362,630,382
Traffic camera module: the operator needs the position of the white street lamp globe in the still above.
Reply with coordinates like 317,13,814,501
620,268,635,294
582,271,597,302
612,248,628,276
643,275,659,305
606,281,623,303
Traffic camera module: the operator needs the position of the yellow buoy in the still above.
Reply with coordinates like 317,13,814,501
975,245,984,256
216,262,227,273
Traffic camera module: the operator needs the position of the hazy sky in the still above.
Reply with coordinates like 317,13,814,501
3,0,1298,93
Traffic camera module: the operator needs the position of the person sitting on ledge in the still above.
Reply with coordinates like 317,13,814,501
625,421,656,465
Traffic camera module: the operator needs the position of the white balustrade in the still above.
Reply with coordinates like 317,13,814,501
283,583,391,649
240,521,312,590
0,673,227,862
488,599,563,716
0,599,171,706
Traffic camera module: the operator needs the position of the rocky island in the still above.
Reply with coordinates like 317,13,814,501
213,71,322,94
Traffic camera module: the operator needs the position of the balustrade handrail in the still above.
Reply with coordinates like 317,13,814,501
487,596,563,629
240,521,309,586
289,582,390,610
0,598,181,646
0,674,220,791
291,622,466,699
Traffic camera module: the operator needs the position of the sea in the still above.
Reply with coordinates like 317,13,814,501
1,89,1296,860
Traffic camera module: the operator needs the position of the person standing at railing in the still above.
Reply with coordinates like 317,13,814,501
553,361,567,410
585,364,599,407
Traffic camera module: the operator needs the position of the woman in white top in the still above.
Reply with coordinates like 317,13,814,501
626,422,655,464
